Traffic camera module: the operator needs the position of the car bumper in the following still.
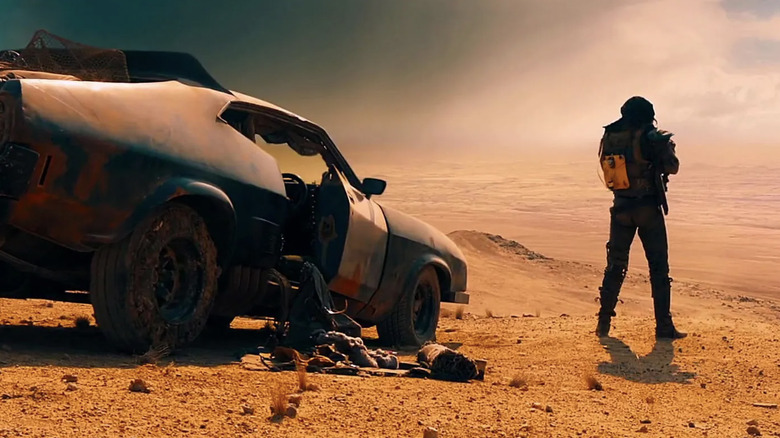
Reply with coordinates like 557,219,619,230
443,291,470,304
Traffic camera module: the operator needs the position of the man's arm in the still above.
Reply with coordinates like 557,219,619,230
661,139,679,175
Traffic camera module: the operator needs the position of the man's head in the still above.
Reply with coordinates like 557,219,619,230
620,96,655,127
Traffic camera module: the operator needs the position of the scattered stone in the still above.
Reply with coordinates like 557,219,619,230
288,394,303,407
545,405,553,413
688,422,696,428
747,420,759,426
747,425,761,436
522,313,535,318
61,374,78,383
65,383,78,391
241,404,254,415
423,427,439,438
752,403,777,409
700,383,707,389
560,313,570,317
128,379,150,393
285,405,298,418
516,339,522,344
511,315,521,319
640,419,651,424
305,383,321,392
637,426,649,433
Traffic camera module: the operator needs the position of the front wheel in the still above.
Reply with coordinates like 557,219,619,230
378,266,441,348
90,203,218,353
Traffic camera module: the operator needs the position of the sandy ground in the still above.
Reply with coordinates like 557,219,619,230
1,231,779,437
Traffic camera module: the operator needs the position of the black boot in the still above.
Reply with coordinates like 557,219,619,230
653,277,687,339
595,314,611,337
595,266,625,337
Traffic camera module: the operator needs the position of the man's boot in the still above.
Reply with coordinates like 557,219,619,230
595,267,625,337
652,277,687,339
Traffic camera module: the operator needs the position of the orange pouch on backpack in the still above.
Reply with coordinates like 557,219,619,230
601,154,630,190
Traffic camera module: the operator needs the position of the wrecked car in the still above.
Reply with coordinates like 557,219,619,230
0,31,468,352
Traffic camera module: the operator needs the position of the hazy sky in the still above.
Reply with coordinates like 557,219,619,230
2,0,779,157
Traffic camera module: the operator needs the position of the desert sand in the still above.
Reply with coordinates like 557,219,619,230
1,229,778,437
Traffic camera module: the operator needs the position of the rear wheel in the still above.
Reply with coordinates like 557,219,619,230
377,266,441,348
0,262,31,297
90,203,218,353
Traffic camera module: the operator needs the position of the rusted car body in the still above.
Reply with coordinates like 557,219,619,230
0,32,467,352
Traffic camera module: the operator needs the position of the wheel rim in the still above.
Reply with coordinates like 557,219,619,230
154,238,204,323
0,262,30,295
412,280,435,337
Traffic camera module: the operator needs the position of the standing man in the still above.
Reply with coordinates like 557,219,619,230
595,96,686,339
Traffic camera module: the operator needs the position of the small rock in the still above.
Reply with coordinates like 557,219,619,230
128,379,150,393
688,422,696,428
747,420,759,426
65,383,78,391
545,405,553,413
510,315,521,319
747,425,761,436
306,383,321,392
522,313,535,318
241,404,254,415
531,402,544,410
516,339,522,344
423,427,439,438
288,394,303,407
62,374,78,383
637,426,649,433
700,383,707,389
640,419,651,424
285,405,298,418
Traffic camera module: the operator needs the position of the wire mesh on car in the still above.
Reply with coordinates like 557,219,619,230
0,29,129,82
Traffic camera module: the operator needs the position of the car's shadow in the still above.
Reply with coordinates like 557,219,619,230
597,336,696,384
0,323,271,369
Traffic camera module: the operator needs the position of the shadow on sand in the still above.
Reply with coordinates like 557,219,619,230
0,323,270,369
597,336,696,384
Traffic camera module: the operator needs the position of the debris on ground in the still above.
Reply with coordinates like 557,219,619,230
752,402,777,409
416,342,479,382
128,379,151,393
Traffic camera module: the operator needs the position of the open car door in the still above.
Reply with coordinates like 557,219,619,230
314,167,388,303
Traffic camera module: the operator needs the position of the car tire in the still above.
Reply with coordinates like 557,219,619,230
90,203,218,353
0,261,32,297
205,315,235,332
377,266,441,348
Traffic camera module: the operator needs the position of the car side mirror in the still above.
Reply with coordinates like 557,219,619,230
362,177,387,196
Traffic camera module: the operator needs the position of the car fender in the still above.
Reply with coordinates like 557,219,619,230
83,178,236,256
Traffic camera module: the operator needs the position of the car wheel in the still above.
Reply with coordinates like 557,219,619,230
90,203,218,353
0,261,31,297
378,266,441,348
205,315,235,332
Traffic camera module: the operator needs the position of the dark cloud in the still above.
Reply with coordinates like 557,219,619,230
732,38,780,67
720,0,780,19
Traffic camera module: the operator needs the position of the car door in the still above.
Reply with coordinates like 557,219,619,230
314,166,388,303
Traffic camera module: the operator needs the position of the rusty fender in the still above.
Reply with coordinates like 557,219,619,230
0,78,287,259
355,204,468,323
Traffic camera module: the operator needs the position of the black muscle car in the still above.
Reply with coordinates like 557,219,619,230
0,31,468,352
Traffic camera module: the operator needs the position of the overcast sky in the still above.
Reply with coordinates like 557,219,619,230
2,0,779,158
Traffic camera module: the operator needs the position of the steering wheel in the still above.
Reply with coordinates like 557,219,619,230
282,173,308,213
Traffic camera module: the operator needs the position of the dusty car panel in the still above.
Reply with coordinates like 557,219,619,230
353,203,469,322
2,78,288,261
